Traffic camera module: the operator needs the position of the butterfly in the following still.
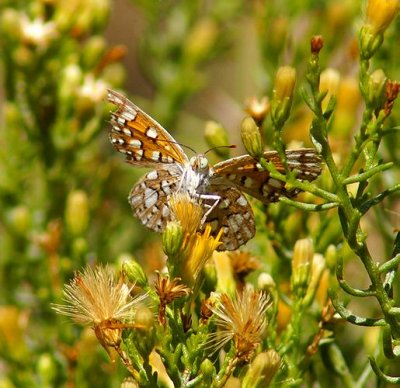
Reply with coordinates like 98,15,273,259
107,89,322,251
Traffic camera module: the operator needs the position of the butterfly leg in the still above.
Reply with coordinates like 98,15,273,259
197,193,221,227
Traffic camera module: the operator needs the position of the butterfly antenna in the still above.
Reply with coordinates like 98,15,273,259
156,139,197,154
204,145,237,155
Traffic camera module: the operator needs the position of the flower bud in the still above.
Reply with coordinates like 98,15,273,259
325,244,337,271
200,358,214,386
271,66,297,126
8,206,31,235
122,258,148,288
184,18,218,62
240,116,264,159
204,121,230,158
320,68,340,111
71,237,88,257
82,35,106,68
1,9,22,39
257,272,276,292
242,350,281,388
65,190,89,236
291,238,314,299
37,353,56,386
303,254,326,307
121,377,139,388
366,69,387,108
162,221,184,257
133,306,156,356
213,252,235,296
274,66,297,102
366,0,399,35
310,35,324,54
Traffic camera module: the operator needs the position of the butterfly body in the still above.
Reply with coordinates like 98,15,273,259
107,89,322,251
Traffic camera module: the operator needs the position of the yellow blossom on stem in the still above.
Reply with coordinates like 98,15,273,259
366,0,400,35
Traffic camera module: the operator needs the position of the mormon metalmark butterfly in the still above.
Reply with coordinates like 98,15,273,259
107,89,321,251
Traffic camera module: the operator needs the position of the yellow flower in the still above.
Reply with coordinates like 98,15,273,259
366,0,400,35
245,96,270,125
169,192,203,236
184,225,222,285
167,192,222,288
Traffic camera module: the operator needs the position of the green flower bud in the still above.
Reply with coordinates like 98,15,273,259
200,359,214,386
204,121,230,158
1,9,21,39
82,36,106,69
367,69,387,109
184,18,218,62
37,353,56,386
8,206,31,235
242,350,281,388
131,306,155,357
122,258,148,288
271,66,297,127
257,272,276,292
71,237,88,257
121,378,139,388
162,221,184,258
325,244,337,271
240,116,264,159
291,238,314,300
65,190,89,236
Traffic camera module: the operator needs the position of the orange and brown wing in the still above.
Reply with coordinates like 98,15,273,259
107,89,188,167
211,148,322,204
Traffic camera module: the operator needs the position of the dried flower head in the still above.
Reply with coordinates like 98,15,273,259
52,265,147,353
229,251,261,288
310,35,324,54
154,273,191,325
384,80,400,116
208,288,271,361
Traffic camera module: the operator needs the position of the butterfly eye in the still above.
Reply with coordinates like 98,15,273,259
200,157,208,170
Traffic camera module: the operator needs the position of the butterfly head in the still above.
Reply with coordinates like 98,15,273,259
189,154,209,173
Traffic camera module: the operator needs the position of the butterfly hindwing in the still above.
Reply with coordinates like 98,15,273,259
211,148,322,204
203,187,255,251
129,167,182,232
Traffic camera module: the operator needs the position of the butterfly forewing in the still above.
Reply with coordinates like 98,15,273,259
211,149,322,204
108,89,188,167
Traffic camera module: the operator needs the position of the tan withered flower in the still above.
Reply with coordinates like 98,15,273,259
154,273,191,325
208,288,271,361
229,251,261,289
52,265,147,356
